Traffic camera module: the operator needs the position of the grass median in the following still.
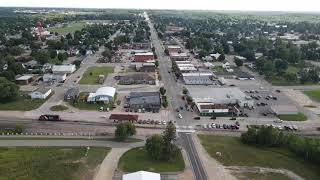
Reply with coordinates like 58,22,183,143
198,134,320,180
118,147,185,173
304,90,320,102
277,112,307,121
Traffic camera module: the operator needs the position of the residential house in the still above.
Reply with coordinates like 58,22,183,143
15,75,36,85
29,87,52,99
43,73,67,82
64,88,80,101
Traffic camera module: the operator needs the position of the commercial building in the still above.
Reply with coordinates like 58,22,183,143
188,87,254,116
29,87,52,99
167,45,182,54
64,88,79,101
15,75,36,85
119,73,155,85
52,64,76,74
134,52,154,62
182,72,215,85
236,72,255,80
177,63,197,72
126,92,161,113
87,86,116,103
170,52,189,61
136,63,156,72
43,73,67,82
123,171,160,180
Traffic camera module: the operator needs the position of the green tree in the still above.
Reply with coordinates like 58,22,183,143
0,77,19,101
155,60,159,68
115,122,136,141
102,48,112,59
15,124,25,134
58,52,68,62
186,96,193,105
162,121,177,160
164,48,169,55
274,59,288,73
34,50,50,64
218,53,225,61
235,58,243,67
160,87,166,95
145,134,164,160
182,88,188,95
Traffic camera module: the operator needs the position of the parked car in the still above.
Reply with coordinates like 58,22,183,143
193,117,201,120
178,114,182,119
210,116,216,120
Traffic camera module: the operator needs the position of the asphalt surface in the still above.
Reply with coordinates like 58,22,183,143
145,12,208,180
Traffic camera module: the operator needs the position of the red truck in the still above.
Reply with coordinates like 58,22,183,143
38,115,62,121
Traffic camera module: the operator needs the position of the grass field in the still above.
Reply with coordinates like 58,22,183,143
198,135,320,180
118,147,185,173
234,172,292,180
304,90,320,102
0,147,110,180
277,112,307,121
50,105,69,111
48,21,86,35
0,95,49,111
79,66,114,84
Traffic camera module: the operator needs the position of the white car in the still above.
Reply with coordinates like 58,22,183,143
178,114,182,119
274,119,283,123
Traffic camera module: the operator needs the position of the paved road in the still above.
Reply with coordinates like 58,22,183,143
180,133,208,180
145,12,207,180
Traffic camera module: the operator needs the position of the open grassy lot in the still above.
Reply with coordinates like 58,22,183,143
50,105,69,111
118,147,185,173
0,147,110,180
0,95,50,111
70,92,115,110
198,135,320,180
48,21,86,35
79,66,114,85
277,112,307,121
234,172,292,180
304,90,320,102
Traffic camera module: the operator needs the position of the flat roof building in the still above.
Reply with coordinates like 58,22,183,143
52,64,76,74
182,72,214,85
170,52,189,61
87,86,116,103
134,52,154,62
15,75,35,85
127,92,161,112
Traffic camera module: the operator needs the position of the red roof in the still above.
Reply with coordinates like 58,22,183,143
109,114,139,121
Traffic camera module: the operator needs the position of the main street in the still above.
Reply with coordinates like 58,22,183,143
145,12,208,180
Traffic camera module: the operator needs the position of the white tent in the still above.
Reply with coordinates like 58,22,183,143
123,171,161,180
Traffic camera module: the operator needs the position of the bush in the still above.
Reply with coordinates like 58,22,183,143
115,122,136,141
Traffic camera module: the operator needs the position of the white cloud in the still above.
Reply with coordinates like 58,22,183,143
1,0,320,12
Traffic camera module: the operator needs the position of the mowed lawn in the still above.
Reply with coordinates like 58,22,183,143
0,96,49,111
304,90,320,102
79,66,114,85
118,147,185,173
48,21,86,35
277,112,307,121
0,147,110,180
198,135,320,180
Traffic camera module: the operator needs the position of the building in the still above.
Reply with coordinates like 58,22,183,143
170,52,189,61
203,62,214,69
134,52,154,62
109,114,139,122
132,42,151,49
123,171,161,180
15,75,36,85
119,74,155,85
271,105,298,115
177,63,197,72
52,64,76,74
43,73,67,82
188,87,254,116
126,92,161,113
87,86,116,103
137,63,156,72
29,87,52,99
236,72,255,80
182,72,215,85
64,88,79,101
167,45,182,54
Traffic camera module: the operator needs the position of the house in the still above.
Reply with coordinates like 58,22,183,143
29,87,52,99
222,62,231,69
119,74,155,85
182,72,215,85
87,86,116,103
202,55,213,62
203,62,214,69
170,52,189,61
123,171,161,180
109,114,139,122
52,64,76,74
126,92,161,112
15,75,36,85
64,88,79,101
43,73,67,82
234,56,247,61
134,52,154,62
210,53,221,60
188,87,254,116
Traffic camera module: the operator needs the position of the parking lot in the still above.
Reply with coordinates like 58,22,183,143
241,88,297,118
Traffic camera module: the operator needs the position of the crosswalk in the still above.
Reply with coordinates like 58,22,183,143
176,125,195,133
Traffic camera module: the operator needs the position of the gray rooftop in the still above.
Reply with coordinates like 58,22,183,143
129,92,160,105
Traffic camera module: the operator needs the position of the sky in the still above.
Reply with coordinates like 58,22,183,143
1,0,320,12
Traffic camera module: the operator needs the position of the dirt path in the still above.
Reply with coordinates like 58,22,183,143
226,166,304,180
192,134,237,180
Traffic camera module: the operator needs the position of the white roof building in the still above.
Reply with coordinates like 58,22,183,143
123,171,161,180
29,87,52,99
135,52,154,56
52,64,76,74
182,72,215,85
87,86,116,102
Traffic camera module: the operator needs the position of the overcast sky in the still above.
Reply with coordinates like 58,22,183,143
1,0,320,12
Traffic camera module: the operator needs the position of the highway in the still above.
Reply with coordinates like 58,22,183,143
145,12,208,180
